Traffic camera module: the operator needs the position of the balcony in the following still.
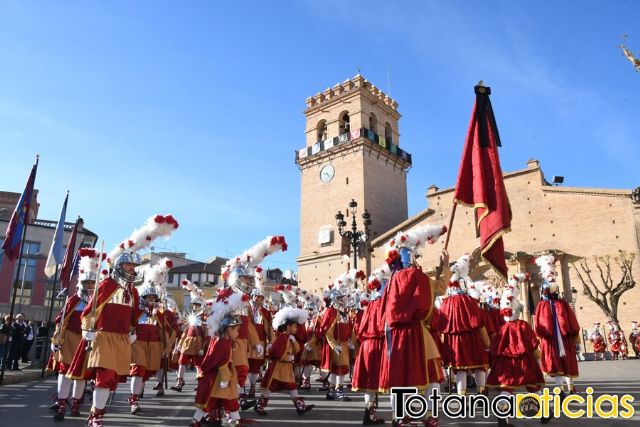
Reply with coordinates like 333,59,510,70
295,127,412,165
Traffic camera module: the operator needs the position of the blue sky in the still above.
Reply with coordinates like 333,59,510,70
1,1,639,271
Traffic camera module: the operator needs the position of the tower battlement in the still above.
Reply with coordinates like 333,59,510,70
304,74,399,113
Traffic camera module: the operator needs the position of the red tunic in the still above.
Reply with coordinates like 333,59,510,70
67,278,138,380
319,307,338,372
379,267,436,391
486,320,545,391
352,298,384,392
261,332,298,391
534,298,580,377
591,335,606,353
294,323,307,365
441,294,489,371
195,337,235,409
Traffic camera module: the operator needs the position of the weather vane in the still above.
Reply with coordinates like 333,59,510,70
619,35,640,72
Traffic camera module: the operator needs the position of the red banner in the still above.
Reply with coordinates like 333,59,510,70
453,85,511,279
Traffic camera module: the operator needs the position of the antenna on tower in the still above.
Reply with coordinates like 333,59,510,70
387,66,391,97
356,66,361,76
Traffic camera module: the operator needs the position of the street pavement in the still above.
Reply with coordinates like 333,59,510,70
1,360,639,426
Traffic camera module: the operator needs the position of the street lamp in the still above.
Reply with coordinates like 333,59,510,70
335,199,372,277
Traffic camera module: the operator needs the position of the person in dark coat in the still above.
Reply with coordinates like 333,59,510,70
8,314,27,370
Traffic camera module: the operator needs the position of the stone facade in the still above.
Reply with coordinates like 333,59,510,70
368,159,640,338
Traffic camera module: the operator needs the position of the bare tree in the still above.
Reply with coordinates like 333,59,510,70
572,251,636,323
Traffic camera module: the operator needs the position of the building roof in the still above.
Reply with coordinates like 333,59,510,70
170,261,225,275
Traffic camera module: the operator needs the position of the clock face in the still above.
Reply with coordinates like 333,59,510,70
320,164,335,183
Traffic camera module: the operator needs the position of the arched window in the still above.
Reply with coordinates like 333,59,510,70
384,122,392,144
339,111,350,135
317,120,327,142
369,113,377,133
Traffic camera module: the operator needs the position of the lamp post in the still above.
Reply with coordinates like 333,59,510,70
335,199,372,274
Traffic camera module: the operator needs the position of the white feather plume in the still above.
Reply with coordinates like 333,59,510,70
272,307,309,330
107,214,179,262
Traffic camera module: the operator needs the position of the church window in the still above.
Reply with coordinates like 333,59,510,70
384,122,392,143
339,111,350,135
369,112,377,132
317,120,327,142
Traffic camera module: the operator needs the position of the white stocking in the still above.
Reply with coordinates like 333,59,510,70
302,365,312,380
228,411,240,421
249,372,260,386
261,389,271,398
474,369,486,389
565,377,573,389
424,383,440,414
72,380,86,399
57,374,72,400
156,368,164,383
328,373,337,386
335,374,343,387
192,408,206,421
455,371,467,394
93,387,110,410
177,364,186,380
288,389,299,398
554,376,563,387
364,392,374,408
131,376,144,395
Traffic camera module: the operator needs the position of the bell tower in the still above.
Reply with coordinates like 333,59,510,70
295,75,411,290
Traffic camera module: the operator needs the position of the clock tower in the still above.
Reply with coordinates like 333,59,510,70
295,75,411,290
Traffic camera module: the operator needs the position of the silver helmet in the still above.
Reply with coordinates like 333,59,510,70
217,314,242,336
113,251,142,283
251,287,265,299
140,284,159,300
228,266,255,295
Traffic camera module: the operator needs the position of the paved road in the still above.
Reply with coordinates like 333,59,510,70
1,360,639,426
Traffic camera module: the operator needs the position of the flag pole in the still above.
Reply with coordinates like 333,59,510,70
435,203,457,280
0,155,39,385
41,264,60,378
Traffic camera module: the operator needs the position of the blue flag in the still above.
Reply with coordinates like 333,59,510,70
45,193,68,277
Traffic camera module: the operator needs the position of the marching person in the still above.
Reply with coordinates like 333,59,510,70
191,291,246,427
320,271,359,402
590,321,607,361
486,283,545,427
247,268,275,399
128,258,173,414
253,306,314,417
440,254,491,398
629,321,640,359
222,236,288,411
172,279,207,392
352,265,389,425
534,255,580,415
68,213,179,427
299,296,323,391
48,248,100,420
379,225,449,427
154,296,181,396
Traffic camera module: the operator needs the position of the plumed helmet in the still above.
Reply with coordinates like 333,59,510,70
113,251,142,283
222,236,288,294
228,266,255,295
